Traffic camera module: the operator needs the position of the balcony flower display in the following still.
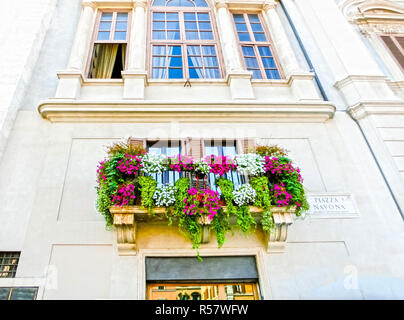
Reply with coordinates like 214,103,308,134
96,141,309,251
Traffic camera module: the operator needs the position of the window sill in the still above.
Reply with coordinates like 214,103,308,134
82,79,124,86
147,78,228,86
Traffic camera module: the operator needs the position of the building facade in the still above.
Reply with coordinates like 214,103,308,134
0,0,403,300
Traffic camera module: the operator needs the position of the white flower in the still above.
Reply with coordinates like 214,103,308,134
234,153,265,176
194,160,210,175
153,184,176,207
141,153,167,174
233,184,257,206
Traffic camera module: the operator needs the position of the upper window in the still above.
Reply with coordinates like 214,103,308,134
232,13,281,80
149,0,222,79
87,11,131,79
0,252,20,278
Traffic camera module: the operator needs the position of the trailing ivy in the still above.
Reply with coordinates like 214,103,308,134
95,181,113,228
250,176,274,232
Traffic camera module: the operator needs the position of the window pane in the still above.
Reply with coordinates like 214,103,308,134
168,56,183,67
9,288,37,300
153,56,167,67
153,21,165,30
251,23,263,32
97,31,110,41
188,56,202,67
245,57,259,68
250,69,262,79
258,46,272,57
233,14,245,23
261,57,276,68
166,13,179,20
198,13,210,21
115,21,127,31
152,68,167,78
114,31,127,41
189,68,204,79
200,32,213,40
202,45,216,55
238,32,251,42
153,12,165,20
204,56,218,67
101,13,113,21
242,46,255,56
153,45,166,55
265,69,280,79
168,45,182,56
205,68,220,79
167,31,180,40
0,288,10,300
248,14,260,23
236,23,248,32
198,22,212,30
168,0,195,7
153,0,165,5
186,31,199,40
185,22,198,30
99,22,111,31
167,21,180,30
153,31,166,40
187,45,201,55
117,13,128,21
184,13,196,21
195,0,208,7
168,68,183,78
254,32,267,42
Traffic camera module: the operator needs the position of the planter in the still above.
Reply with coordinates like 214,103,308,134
109,205,296,255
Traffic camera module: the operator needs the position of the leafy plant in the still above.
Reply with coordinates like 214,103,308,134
107,141,146,157
253,145,289,158
138,176,157,209
250,176,274,232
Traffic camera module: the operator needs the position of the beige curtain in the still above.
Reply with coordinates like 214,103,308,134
122,44,127,71
94,44,119,79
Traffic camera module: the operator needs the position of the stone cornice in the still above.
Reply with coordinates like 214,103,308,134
38,99,335,123
348,100,404,120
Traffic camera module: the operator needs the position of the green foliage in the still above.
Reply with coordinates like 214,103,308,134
173,178,202,249
250,176,274,232
107,141,146,156
96,181,113,228
216,177,255,234
138,176,157,209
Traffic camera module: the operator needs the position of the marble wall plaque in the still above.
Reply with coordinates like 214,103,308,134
307,194,360,218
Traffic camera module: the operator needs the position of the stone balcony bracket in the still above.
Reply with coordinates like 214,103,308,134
110,205,296,255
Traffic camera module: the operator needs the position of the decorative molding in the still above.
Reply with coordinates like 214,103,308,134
37,99,336,123
340,0,404,35
348,100,404,120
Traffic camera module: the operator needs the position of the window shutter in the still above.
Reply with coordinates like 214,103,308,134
238,138,256,154
186,138,204,160
381,35,404,69
127,138,146,149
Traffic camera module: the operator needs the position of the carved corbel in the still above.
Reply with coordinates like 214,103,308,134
266,208,295,253
110,208,137,256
